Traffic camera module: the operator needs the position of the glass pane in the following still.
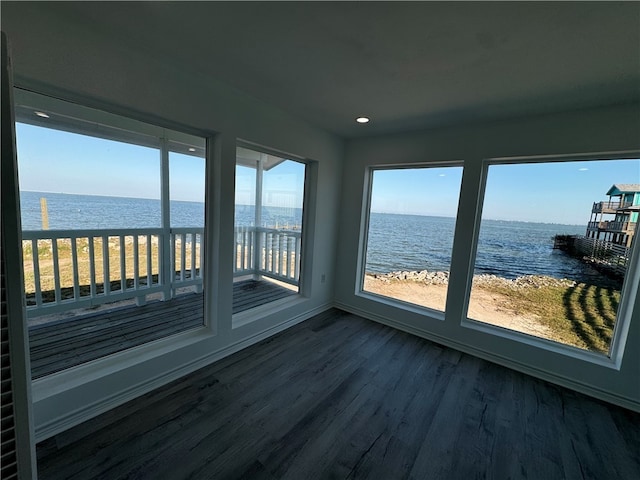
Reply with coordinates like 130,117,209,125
15,91,208,378
18,123,162,319
18,123,161,229
362,166,463,312
468,159,640,355
170,152,205,227
169,150,206,299
233,146,304,316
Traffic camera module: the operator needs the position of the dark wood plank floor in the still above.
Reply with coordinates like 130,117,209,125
29,279,295,379
36,309,640,480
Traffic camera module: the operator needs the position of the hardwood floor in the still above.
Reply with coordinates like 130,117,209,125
36,309,640,480
29,279,295,379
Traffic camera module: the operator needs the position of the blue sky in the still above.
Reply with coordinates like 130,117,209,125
371,160,640,224
17,123,304,207
236,161,305,207
16,123,205,202
16,122,640,224
370,167,464,217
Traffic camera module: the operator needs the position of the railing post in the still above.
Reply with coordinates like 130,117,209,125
197,231,204,293
31,239,42,307
146,234,153,289
160,138,172,301
180,232,187,281
51,238,61,304
102,235,110,296
134,234,146,306
88,236,96,299
253,155,265,280
119,235,126,293
71,236,80,301
278,232,284,275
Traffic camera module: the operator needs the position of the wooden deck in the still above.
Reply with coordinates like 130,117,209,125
36,309,640,480
29,279,296,379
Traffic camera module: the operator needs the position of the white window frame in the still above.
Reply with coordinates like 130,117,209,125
460,152,640,369
357,162,465,320
231,140,313,327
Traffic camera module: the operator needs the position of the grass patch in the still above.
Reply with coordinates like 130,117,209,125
475,282,620,354
21,236,200,297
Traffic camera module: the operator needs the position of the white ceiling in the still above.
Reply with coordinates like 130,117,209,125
4,1,640,139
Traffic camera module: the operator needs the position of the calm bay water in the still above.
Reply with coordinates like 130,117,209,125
366,213,591,280
19,191,300,230
20,191,591,280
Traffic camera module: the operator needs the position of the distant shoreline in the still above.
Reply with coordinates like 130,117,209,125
23,192,585,226
20,190,203,205
366,270,603,289
369,210,585,227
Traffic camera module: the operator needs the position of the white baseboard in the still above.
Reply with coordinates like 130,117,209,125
35,302,333,442
334,301,640,413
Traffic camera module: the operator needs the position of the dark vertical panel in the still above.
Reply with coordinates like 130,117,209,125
1,31,36,480
1,255,19,479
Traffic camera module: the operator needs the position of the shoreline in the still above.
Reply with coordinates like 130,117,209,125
363,270,619,353
366,270,577,288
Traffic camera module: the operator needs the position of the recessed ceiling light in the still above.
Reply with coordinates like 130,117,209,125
355,116,370,124
188,147,196,152
35,111,50,118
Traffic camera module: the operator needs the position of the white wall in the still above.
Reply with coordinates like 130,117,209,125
335,104,640,411
1,4,344,439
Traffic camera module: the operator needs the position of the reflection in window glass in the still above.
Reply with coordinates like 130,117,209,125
362,166,463,312
15,88,208,378
468,159,640,355
170,152,205,227
18,124,161,229
233,146,305,315
169,150,206,297
17,123,164,321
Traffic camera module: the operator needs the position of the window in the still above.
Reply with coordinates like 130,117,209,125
467,159,640,356
169,149,206,297
15,89,207,378
233,146,306,316
361,166,463,313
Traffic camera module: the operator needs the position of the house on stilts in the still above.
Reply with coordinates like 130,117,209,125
586,183,640,248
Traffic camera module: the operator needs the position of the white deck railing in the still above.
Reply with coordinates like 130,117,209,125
22,227,204,318
22,226,299,317
234,226,302,285
170,228,205,289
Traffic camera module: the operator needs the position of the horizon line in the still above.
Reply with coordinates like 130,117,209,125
370,210,586,227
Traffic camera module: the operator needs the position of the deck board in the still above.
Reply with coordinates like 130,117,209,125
29,279,296,378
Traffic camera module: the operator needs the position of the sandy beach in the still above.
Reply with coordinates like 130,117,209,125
363,271,579,341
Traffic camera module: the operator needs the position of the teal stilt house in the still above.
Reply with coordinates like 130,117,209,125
587,184,640,247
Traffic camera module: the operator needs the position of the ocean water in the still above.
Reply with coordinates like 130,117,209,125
20,191,591,280
19,191,301,230
21,191,196,230
365,213,591,280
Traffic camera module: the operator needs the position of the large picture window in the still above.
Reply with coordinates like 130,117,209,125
233,146,306,317
15,89,207,378
467,159,640,356
361,166,463,313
